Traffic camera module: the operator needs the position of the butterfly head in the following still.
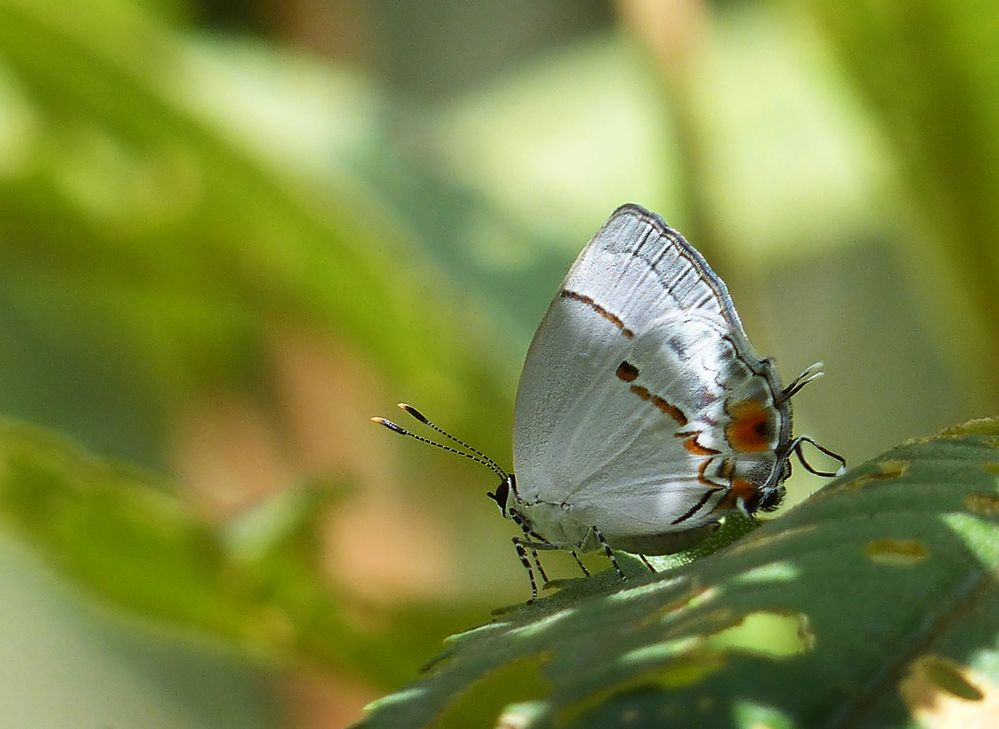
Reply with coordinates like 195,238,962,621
487,474,516,518
730,363,845,518
741,431,844,518
757,458,792,513
743,481,787,516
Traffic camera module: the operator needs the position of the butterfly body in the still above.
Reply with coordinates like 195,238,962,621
375,203,842,600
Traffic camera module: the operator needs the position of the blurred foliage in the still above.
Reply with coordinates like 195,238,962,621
0,418,389,680
0,0,508,463
800,0,999,412
361,419,999,728
0,0,997,727
0,529,278,729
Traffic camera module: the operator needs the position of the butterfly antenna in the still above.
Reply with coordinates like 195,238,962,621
782,362,825,401
370,415,508,481
396,403,509,477
791,435,847,478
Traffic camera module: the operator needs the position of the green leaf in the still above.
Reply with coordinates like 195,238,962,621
0,418,427,684
359,417,999,728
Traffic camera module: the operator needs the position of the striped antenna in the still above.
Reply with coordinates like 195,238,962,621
782,362,825,401
397,403,508,477
371,408,508,481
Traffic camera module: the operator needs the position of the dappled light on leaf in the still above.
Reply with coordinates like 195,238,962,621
964,492,999,516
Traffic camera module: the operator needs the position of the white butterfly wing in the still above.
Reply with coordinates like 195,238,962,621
512,205,788,553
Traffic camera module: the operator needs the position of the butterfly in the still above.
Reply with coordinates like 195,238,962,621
374,204,844,601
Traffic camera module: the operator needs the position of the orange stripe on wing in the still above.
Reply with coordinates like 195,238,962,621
630,384,651,401
627,385,689,427
651,395,688,426
683,435,720,456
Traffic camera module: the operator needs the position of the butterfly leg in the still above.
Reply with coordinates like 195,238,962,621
511,534,565,602
512,537,540,602
512,514,549,583
570,550,590,577
639,554,657,573
591,526,626,581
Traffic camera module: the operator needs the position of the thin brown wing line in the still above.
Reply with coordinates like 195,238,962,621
670,486,725,526
560,289,635,339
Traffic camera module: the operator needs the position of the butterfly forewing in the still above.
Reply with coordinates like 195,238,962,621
563,205,749,338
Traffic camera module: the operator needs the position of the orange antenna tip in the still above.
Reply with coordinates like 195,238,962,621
398,403,429,423
371,417,406,434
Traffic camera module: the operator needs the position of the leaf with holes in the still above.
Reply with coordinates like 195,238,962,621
359,417,999,728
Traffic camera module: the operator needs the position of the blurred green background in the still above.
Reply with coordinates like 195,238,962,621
0,1,996,727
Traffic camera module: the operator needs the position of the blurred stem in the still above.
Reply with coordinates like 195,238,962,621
799,0,999,410
0,0,508,421
616,0,771,334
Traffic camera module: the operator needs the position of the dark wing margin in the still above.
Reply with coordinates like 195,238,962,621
604,203,749,338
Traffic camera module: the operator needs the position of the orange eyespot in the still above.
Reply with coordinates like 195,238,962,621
725,400,776,453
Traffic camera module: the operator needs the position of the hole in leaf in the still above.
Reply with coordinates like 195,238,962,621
839,460,909,491
922,658,985,701
964,492,999,516
901,655,997,727
705,610,813,657
865,538,929,566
